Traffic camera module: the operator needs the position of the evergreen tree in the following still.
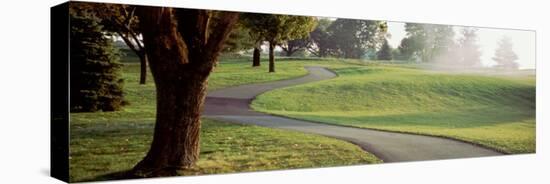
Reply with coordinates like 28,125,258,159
69,10,126,112
377,39,393,60
457,28,482,67
493,36,519,70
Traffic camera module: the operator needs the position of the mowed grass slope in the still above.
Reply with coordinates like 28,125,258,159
69,58,380,182
252,65,536,154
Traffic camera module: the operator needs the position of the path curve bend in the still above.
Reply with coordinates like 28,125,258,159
203,66,502,162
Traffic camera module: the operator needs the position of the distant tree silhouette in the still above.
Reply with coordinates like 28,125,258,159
457,28,482,67
400,23,455,62
279,38,309,57
327,19,387,59
241,13,316,72
377,39,393,60
397,37,419,61
307,18,334,57
493,36,519,70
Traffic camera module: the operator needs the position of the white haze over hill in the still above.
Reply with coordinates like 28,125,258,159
387,22,535,69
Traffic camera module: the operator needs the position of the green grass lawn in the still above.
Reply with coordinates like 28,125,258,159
70,119,380,182
69,57,380,182
207,57,310,90
252,65,536,154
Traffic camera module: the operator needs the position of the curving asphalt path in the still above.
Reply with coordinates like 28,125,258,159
203,66,503,162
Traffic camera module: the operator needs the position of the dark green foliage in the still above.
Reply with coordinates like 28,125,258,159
326,19,387,59
397,37,419,61
307,18,334,57
241,13,317,44
377,39,393,60
280,38,309,56
400,23,455,62
493,36,519,70
223,23,255,53
240,13,317,72
69,9,126,112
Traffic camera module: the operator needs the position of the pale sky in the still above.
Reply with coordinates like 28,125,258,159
387,22,536,69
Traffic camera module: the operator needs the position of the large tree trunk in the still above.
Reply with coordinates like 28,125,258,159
138,52,148,85
132,70,208,177
268,42,275,73
133,7,238,177
252,44,261,67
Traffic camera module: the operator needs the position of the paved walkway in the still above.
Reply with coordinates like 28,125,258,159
203,66,502,162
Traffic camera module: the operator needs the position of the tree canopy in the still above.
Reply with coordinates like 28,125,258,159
307,18,334,57
241,14,317,44
377,39,393,60
457,28,482,67
241,13,317,72
326,19,387,59
400,23,455,62
493,36,519,70
223,22,255,53
279,38,309,57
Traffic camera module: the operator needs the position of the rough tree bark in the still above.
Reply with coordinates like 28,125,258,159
252,41,261,67
132,7,238,177
268,41,275,73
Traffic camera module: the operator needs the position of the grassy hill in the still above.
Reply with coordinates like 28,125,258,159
69,56,536,181
252,64,536,154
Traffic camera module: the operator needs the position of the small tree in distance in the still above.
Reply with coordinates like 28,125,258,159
493,36,519,70
242,13,317,72
377,39,393,60
457,28,482,67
